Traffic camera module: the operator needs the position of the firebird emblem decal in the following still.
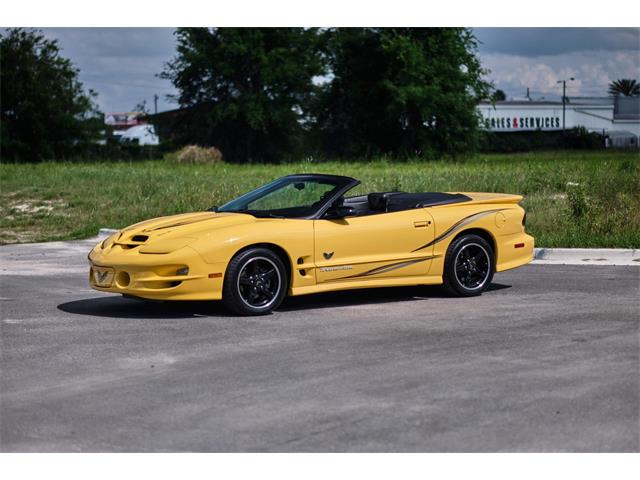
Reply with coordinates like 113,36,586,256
323,251,334,260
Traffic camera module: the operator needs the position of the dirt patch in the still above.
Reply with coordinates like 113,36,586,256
1,198,69,221
0,198,69,244
6,199,67,214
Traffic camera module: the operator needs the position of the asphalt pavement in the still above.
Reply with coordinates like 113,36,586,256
1,238,638,452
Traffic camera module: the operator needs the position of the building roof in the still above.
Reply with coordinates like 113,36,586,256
479,101,563,106
479,97,618,107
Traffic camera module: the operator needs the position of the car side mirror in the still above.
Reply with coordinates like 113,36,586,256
324,205,355,219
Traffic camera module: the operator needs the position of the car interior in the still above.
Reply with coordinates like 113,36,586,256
336,191,472,217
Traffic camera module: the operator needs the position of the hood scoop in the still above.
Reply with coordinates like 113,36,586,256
115,233,150,250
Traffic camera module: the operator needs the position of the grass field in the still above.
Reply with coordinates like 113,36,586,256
1,150,639,247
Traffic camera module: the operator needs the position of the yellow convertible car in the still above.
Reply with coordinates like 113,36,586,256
89,174,534,315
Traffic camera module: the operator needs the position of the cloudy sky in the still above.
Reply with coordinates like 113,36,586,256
34,27,640,113
474,28,640,99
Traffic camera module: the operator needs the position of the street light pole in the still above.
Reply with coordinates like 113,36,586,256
557,77,575,133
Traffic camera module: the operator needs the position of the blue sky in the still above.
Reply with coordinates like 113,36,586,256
33,27,640,113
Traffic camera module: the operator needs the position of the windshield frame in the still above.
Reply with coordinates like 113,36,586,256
216,174,360,219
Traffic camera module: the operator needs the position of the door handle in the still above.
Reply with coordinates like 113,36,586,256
414,220,431,228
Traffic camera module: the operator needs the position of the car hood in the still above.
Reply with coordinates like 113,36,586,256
110,211,257,253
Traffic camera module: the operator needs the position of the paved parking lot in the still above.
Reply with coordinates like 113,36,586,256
1,239,638,451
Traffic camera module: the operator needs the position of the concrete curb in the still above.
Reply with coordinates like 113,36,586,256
96,229,640,266
533,248,640,266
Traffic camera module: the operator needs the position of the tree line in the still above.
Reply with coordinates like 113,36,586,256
160,28,492,162
1,29,103,161
2,28,638,162
1,28,491,162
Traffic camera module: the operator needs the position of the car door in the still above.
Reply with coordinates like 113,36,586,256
313,208,436,284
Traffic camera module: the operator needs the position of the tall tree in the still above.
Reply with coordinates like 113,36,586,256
316,28,491,158
608,78,639,97
161,28,325,162
1,28,103,161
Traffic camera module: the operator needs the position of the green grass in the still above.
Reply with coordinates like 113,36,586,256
1,150,639,247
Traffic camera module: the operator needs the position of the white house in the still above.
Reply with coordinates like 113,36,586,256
118,124,160,146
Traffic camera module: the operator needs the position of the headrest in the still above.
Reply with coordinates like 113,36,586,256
367,192,403,211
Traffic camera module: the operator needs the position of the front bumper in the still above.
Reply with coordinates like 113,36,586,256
89,245,226,301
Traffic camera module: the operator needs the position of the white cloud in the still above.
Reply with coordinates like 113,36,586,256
480,49,640,98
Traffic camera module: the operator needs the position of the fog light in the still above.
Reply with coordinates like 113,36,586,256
116,271,130,288
176,267,189,276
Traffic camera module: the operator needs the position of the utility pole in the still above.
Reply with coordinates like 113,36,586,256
153,94,159,115
557,77,575,133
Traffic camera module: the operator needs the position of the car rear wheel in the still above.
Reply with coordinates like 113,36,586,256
443,234,494,297
222,247,288,315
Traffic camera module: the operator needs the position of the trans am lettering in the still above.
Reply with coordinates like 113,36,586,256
319,265,353,272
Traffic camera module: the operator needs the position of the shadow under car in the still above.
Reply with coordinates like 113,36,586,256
57,283,511,319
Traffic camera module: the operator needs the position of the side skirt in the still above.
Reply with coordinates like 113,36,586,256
289,275,443,297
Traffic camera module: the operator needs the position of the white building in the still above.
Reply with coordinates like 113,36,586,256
118,124,160,146
478,97,640,140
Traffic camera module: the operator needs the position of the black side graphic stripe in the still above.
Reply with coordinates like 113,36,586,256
411,209,506,252
334,256,438,280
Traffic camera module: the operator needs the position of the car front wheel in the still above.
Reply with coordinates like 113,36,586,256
443,234,495,297
222,247,288,315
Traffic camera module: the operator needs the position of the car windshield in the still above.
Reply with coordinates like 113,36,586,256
217,176,349,218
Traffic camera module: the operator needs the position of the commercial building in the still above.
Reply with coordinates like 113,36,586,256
478,96,640,148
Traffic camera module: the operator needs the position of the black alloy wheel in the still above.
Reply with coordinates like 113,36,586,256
443,234,494,297
222,247,288,315
237,257,281,308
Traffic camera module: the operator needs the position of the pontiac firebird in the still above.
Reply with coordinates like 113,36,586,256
89,174,534,315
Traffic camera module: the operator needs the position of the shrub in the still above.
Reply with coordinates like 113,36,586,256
479,128,605,153
566,182,589,220
558,127,604,150
171,145,224,164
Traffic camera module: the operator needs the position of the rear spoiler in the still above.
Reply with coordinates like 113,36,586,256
454,192,523,205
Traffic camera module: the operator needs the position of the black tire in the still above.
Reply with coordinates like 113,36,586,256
222,247,288,315
442,234,495,297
